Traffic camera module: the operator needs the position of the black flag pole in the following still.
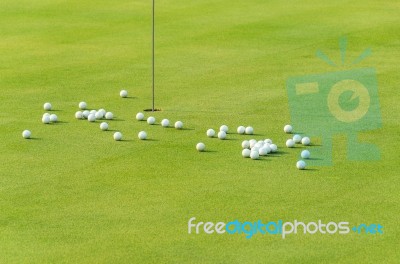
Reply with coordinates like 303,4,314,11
145,0,160,112
152,0,155,112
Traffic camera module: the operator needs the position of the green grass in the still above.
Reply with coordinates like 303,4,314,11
1,0,399,263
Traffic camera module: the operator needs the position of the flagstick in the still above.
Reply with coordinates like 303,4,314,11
152,0,155,112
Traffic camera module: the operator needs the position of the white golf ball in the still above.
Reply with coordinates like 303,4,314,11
120,90,128,98
42,115,50,124
270,144,278,153
286,139,295,148
249,139,257,148
147,116,156,125
241,140,250,149
242,149,251,158
218,131,226,140
302,137,311,146
245,126,254,135
161,119,170,127
49,114,58,122
251,146,260,153
296,160,306,170
259,147,269,156
284,124,293,133
105,112,114,120
88,114,96,122
100,122,109,131
301,150,310,159
22,130,31,139
220,125,229,133
79,101,87,110
113,132,122,141
43,102,52,111
136,112,145,121
196,142,206,152
206,129,216,137
95,111,104,119
82,110,90,118
75,111,83,119
237,126,245,134
175,121,183,129
259,146,271,155
43,113,50,118
98,109,106,115
255,142,264,148
138,131,147,140
250,150,259,160
293,134,302,143
264,139,273,144
90,110,97,115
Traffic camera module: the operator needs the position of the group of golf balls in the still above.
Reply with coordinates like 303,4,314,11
195,125,254,151
195,124,312,170
22,91,312,170
284,124,311,169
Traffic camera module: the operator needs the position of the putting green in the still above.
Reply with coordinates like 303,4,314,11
1,0,399,263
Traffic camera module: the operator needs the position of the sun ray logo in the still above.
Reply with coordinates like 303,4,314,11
286,37,382,165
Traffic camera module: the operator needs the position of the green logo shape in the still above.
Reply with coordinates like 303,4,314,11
287,66,381,165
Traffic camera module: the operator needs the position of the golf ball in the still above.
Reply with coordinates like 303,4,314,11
175,121,183,129
286,139,295,148
100,122,109,131
251,146,260,153
43,102,52,111
95,111,104,119
260,146,271,155
249,139,257,148
113,132,122,141
196,142,206,152
90,110,97,115
270,144,278,153
220,125,229,133
241,140,250,149
138,131,147,140
301,150,310,159
98,109,106,115
237,126,246,134
88,114,96,122
82,110,90,118
245,126,254,135
136,112,145,121
147,116,156,125
75,111,83,119
79,101,87,110
206,129,216,137
301,137,311,146
22,130,31,139
120,90,128,98
242,149,251,158
264,139,272,144
161,119,170,127
105,112,114,120
250,150,259,160
218,131,226,140
293,134,302,143
49,114,58,122
259,147,269,156
284,124,293,133
42,115,50,124
296,160,306,170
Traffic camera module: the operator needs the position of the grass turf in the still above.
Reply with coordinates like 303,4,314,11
1,0,399,263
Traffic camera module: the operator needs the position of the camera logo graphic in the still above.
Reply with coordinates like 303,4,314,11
286,37,382,165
